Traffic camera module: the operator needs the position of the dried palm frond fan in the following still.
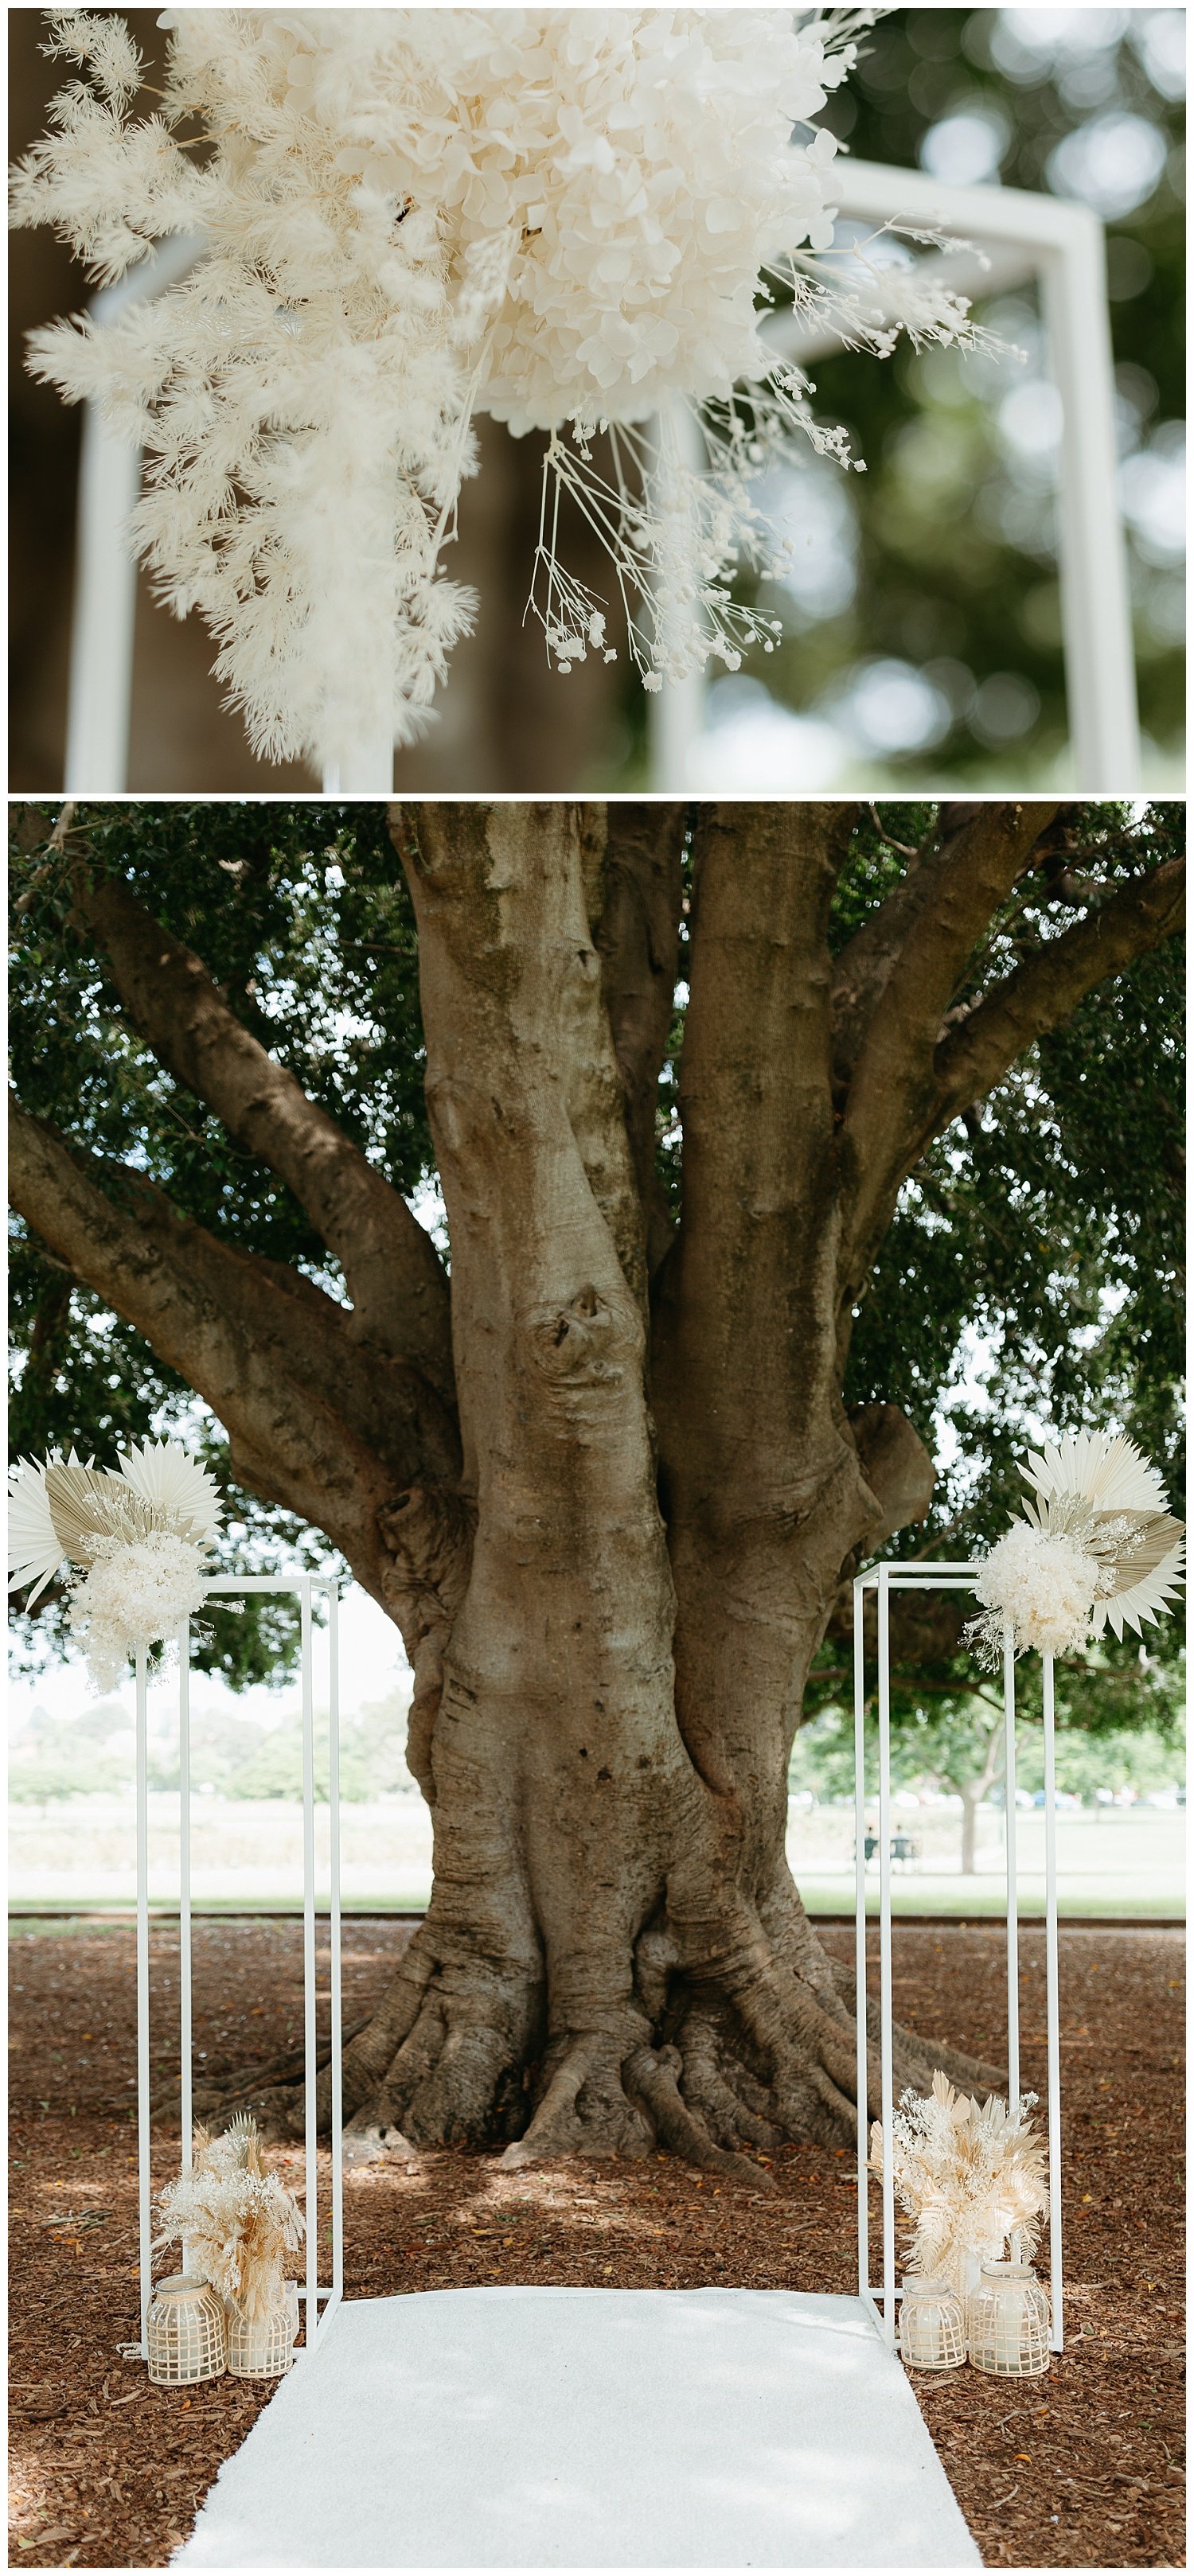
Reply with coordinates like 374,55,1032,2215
154,2114,306,2376
7,1437,222,1689
966,1428,1184,1666
869,2070,1051,2304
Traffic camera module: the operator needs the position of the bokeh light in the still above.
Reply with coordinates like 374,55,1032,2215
686,5,1184,793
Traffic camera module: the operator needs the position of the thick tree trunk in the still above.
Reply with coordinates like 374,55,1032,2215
960,1724,1003,1876
27,802,1174,2168
209,805,998,2170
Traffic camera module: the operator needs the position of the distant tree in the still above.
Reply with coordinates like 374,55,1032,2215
792,1651,1184,1874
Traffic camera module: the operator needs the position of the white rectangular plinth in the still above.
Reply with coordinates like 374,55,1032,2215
175,2286,980,2569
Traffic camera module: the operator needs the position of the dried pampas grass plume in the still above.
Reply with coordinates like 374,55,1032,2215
11,6,989,771
154,2115,306,2325
869,2069,1050,2300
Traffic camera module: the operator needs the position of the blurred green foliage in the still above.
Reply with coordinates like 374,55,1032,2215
789,1698,1184,1806
665,6,1184,789
8,1686,415,1803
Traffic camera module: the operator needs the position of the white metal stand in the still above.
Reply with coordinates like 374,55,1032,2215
132,1575,342,2361
64,406,141,795
320,743,395,797
649,159,1139,791
853,1559,1063,2357
64,165,1135,799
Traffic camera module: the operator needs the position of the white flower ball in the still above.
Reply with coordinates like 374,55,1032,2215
974,1524,1098,1659
69,1531,208,1691
162,7,850,432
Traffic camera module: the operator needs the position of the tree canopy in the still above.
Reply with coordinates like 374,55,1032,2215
10,796,1184,1744
9,794,1184,2158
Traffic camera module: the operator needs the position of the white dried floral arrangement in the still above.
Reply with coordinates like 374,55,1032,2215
966,1430,1185,1668
10,6,987,772
155,2114,306,2325
7,1436,221,1689
869,2068,1050,2301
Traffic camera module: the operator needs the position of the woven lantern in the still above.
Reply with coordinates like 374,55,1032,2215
146,2274,227,2386
968,2260,1051,2377
228,2280,301,2381
898,2275,967,2371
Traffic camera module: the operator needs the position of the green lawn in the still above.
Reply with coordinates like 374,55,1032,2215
8,1796,1184,1920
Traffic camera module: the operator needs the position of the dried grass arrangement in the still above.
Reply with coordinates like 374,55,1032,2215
966,1428,1184,1666
7,1436,221,1689
869,2070,1050,2301
154,2114,305,2327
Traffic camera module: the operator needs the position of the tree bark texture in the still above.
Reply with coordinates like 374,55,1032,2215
959,1726,1004,1876
10,801,1184,2170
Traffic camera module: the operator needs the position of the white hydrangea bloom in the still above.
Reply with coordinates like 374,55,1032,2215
13,7,980,769
68,1529,209,1691
970,1523,1098,1663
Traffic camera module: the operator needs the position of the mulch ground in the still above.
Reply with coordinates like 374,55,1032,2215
9,1916,1184,2570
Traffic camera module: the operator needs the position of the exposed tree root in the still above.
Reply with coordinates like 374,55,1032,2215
677,2015,782,2153
152,2018,376,2126
624,2042,771,2185
185,1897,1006,2175
499,2034,653,2168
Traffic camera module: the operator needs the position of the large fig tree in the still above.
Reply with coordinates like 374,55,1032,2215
9,799,1184,2170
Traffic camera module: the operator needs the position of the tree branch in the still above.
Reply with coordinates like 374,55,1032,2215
655,801,852,1478
394,801,651,1312
837,801,1059,1288
652,804,872,1797
52,823,455,1398
591,801,687,1279
830,802,999,1088
848,1403,935,1547
831,820,950,1083
9,1094,461,1601
927,856,1185,1134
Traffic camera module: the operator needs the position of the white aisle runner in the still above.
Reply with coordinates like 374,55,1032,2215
176,2286,981,2570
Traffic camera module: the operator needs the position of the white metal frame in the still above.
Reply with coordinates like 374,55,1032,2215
853,1560,1063,2358
648,160,1139,792
132,1574,342,2362
64,170,1137,800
